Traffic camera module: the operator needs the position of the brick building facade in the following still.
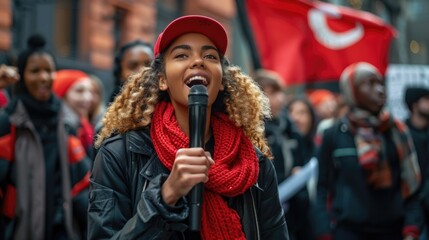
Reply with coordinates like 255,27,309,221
4,0,422,98
0,0,241,100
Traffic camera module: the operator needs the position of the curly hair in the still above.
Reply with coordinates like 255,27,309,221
95,55,272,157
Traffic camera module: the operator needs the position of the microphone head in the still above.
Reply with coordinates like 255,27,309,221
188,85,208,106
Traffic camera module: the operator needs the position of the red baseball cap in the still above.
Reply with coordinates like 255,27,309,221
154,15,228,57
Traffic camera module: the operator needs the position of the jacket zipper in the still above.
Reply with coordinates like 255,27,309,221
142,179,148,192
250,189,260,240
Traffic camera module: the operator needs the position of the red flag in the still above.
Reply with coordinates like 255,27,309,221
246,0,396,86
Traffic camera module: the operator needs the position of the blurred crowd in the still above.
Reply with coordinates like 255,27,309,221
1,33,429,240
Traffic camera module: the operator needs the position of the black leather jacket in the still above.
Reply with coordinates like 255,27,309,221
88,130,289,239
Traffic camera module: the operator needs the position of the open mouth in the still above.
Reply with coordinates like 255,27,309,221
186,76,208,88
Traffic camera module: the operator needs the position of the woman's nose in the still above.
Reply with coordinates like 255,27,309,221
191,56,205,68
84,90,94,102
40,71,52,82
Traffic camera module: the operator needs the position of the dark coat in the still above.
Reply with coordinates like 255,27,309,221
405,119,429,221
264,110,308,181
264,109,315,240
313,117,423,237
0,100,90,240
88,130,289,240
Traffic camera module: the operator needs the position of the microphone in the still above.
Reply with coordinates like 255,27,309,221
188,84,208,231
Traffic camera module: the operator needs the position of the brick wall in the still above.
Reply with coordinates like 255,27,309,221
82,0,235,69
0,0,12,51
183,0,236,58
80,0,157,70
2,0,236,68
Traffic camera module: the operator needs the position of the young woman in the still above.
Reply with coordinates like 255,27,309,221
53,69,95,155
89,15,289,239
287,97,317,162
110,40,154,103
0,35,91,239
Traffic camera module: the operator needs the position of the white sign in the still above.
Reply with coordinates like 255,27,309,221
278,157,318,202
386,64,429,120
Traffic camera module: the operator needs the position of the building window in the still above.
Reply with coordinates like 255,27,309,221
54,0,79,59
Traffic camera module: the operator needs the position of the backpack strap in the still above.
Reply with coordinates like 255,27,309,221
325,119,341,189
10,124,15,160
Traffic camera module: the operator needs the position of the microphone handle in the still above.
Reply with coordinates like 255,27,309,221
189,183,204,231
188,104,206,231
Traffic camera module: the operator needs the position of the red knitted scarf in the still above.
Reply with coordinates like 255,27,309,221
150,101,259,239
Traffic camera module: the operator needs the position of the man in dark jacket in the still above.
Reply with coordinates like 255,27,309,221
404,86,429,237
313,62,422,240
255,69,315,240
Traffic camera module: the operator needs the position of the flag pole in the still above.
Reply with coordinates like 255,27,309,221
235,0,262,70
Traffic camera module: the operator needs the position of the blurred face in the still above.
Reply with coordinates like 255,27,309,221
416,95,429,120
64,78,94,118
24,53,55,101
315,96,338,120
354,73,385,115
159,33,223,112
264,86,285,118
120,45,153,81
289,101,312,135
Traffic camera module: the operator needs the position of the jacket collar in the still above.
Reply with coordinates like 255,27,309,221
125,130,170,181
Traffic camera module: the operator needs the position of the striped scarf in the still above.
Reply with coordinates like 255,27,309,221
151,101,259,239
348,110,421,198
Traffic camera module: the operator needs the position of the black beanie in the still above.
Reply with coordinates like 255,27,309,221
405,87,429,111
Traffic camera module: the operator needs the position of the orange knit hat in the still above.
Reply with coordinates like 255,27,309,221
53,69,89,98
307,89,335,108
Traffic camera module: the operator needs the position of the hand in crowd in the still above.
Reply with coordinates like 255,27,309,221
291,166,302,175
161,148,214,206
0,64,19,89
404,236,418,240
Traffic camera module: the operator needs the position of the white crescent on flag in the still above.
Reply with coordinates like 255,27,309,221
308,5,364,50
246,0,395,86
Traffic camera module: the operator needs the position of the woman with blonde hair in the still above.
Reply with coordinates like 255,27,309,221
89,15,288,239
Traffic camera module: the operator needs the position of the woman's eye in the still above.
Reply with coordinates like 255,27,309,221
204,54,218,60
174,53,187,59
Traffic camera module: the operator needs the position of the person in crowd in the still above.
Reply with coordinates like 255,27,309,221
313,62,422,240
307,89,338,121
287,96,319,207
88,15,289,239
313,94,349,148
254,70,306,180
404,86,429,239
110,40,154,103
53,69,95,158
255,69,314,240
287,97,317,162
0,34,90,239
88,74,106,132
